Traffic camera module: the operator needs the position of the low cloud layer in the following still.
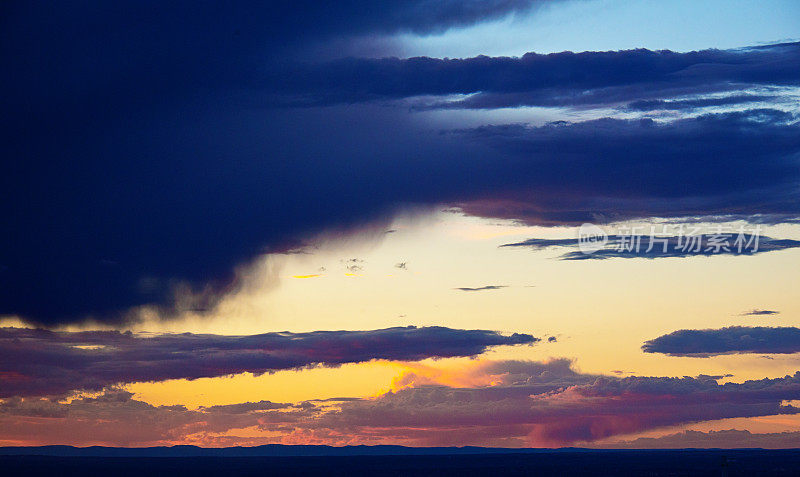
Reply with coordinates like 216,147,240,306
1,359,798,447
0,326,536,398
643,326,800,356
605,429,800,449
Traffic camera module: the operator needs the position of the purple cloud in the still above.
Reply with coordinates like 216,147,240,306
603,429,800,449
0,326,537,398
2,360,799,447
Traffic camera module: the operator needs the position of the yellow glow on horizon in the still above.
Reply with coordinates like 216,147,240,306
6,211,799,443
127,361,401,409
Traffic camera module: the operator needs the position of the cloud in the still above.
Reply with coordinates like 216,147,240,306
623,94,779,112
741,309,781,316
3,2,800,327
388,358,588,391
642,326,800,356
2,360,800,448
268,43,800,108
0,326,537,398
604,429,800,449
5,101,799,326
348,361,800,447
501,234,800,259
0,389,293,447
454,110,800,225
454,285,508,291
342,258,365,273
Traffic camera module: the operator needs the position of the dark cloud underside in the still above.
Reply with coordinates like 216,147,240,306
268,43,800,108
740,309,781,316
642,326,800,356
0,326,537,398
454,285,508,291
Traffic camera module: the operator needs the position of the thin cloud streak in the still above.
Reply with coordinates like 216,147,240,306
740,309,781,316
454,285,508,292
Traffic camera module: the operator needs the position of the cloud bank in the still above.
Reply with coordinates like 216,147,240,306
605,429,800,449
268,43,800,108
0,326,536,398
3,1,800,326
2,360,799,447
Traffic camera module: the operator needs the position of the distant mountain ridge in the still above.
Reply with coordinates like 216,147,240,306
0,445,602,457
3,445,797,457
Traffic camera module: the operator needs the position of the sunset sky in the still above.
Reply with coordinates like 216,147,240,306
2,0,800,449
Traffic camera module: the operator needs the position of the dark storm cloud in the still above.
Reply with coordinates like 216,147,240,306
642,326,800,356
3,2,800,326
500,235,800,259
452,110,800,226
0,1,555,326
0,326,537,398
4,103,799,325
454,285,508,291
268,43,800,108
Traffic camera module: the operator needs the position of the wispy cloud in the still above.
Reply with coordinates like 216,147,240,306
454,285,508,292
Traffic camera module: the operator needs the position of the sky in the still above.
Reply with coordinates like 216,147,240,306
1,0,800,448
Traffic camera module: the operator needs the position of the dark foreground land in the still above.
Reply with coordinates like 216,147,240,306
3,450,800,476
